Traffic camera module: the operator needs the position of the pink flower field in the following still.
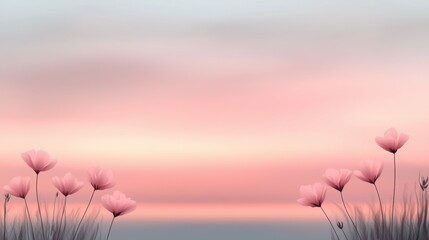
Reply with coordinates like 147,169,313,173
299,128,429,239
2,149,136,240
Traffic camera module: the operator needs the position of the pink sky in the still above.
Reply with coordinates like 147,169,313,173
1,1,429,221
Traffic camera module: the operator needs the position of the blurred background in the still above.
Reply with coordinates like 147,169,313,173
1,1,429,239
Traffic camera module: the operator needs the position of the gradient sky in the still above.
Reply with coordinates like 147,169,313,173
1,0,429,221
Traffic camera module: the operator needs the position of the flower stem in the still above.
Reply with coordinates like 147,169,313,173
3,198,6,240
340,191,362,240
36,173,46,240
374,183,385,238
392,153,396,228
320,207,340,240
51,193,58,231
24,198,35,240
58,196,67,237
73,189,96,239
416,190,424,239
106,216,115,240
340,229,349,240
423,191,428,239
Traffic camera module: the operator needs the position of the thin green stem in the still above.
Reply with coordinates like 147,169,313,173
36,173,46,240
106,216,115,240
340,191,362,240
374,183,385,239
320,207,340,240
73,189,96,239
24,198,35,240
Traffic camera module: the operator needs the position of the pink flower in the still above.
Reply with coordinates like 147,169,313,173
375,128,409,154
52,173,84,197
101,191,137,217
297,182,326,208
323,168,352,192
22,149,57,174
88,167,115,190
3,176,31,199
354,160,383,184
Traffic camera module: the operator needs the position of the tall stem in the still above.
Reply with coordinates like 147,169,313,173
24,198,35,240
51,193,58,231
391,153,396,230
374,183,385,238
340,229,350,240
320,207,340,240
417,189,426,237
36,173,46,240
3,198,6,240
423,190,428,239
106,216,115,240
418,190,424,239
58,196,67,238
340,191,362,240
73,189,96,239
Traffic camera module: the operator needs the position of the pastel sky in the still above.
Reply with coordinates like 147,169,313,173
1,0,429,221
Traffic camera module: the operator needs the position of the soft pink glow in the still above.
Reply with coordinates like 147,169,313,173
131,203,307,221
1,1,429,223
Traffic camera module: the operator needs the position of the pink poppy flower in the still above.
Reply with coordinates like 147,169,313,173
3,176,31,199
297,182,326,208
52,173,84,197
22,149,57,174
88,167,115,191
323,168,352,192
101,191,137,217
375,128,409,154
354,160,383,184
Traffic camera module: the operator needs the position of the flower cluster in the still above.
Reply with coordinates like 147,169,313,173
2,149,137,240
298,128,410,240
